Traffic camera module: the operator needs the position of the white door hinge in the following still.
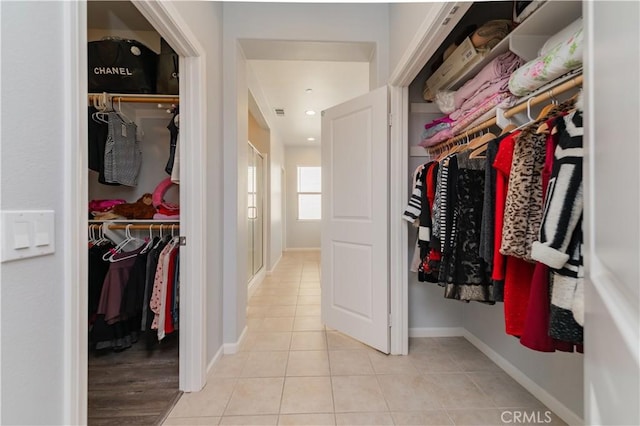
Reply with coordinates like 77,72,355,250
388,113,392,127
388,314,392,327
179,236,187,246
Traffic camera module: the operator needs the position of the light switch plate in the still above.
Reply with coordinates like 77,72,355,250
1,210,55,262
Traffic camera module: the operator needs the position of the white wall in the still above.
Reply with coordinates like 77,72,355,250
584,1,640,424
0,3,224,423
1,2,67,423
388,2,437,77
285,146,322,250
222,2,390,344
463,305,584,418
168,0,224,365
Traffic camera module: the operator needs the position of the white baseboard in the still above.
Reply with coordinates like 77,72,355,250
267,253,283,275
284,247,321,252
463,330,584,426
206,345,224,376
248,269,266,299
408,327,466,337
223,326,248,355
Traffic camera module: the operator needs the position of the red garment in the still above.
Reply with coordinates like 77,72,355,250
520,117,581,352
425,162,442,266
503,256,535,336
492,131,519,281
492,130,535,336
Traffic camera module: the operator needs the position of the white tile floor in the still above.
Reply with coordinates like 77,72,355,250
165,251,565,426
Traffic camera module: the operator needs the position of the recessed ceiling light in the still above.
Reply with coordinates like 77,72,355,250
307,137,316,141
305,88,313,93
305,110,316,116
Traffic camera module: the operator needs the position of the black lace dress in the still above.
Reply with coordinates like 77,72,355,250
439,151,494,302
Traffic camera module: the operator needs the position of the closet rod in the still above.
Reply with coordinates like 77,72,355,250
431,116,498,151
90,224,180,231
88,94,180,104
426,73,583,153
504,74,583,118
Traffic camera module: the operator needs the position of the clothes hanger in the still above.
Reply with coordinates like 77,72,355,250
91,93,110,124
513,98,536,132
95,223,110,246
466,129,496,152
88,225,96,245
115,97,133,124
153,224,167,249
500,123,517,136
140,224,155,254
105,225,145,262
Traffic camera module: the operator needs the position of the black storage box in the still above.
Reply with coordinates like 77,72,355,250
88,38,157,94
156,38,179,95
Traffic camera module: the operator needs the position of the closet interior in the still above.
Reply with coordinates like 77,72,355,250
87,1,182,424
405,0,584,419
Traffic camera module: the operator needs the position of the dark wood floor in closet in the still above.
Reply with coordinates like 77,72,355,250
88,333,180,425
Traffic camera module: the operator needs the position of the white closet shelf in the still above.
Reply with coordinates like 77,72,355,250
411,102,442,114
434,0,582,93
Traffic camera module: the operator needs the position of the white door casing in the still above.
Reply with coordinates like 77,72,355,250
64,1,209,423
321,86,390,353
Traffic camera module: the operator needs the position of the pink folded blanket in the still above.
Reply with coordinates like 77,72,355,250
453,51,524,110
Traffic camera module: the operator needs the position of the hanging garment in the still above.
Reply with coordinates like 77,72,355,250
88,242,115,320
97,245,145,325
121,250,149,325
171,133,180,184
492,131,520,283
419,162,441,282
150,241,175,334
103,112,142,187
479,136,504,270
533,109,584,344
503,255,535,336
165,111,179,174
500,127,547,261
171,251,180,329
88,107,120,186
441,152,493,302
403,164,426,223
161,245,180,339
520,114,580,352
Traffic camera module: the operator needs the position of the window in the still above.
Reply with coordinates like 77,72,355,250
297,166,321,220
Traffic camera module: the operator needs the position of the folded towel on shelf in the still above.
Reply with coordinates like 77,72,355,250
452,51,524,111
153,213,180,220
419,128,456,147
509,25,583,96
424,115,454,130
419,93,514,148
450,92,514,134
421,122,453,140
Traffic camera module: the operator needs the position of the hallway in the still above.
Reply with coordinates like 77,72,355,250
164,251,563,425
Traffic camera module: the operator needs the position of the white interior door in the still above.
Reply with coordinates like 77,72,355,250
321,86,389,353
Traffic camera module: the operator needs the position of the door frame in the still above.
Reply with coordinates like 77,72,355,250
247,141,268,297
387,3,471,355
63,1,208,423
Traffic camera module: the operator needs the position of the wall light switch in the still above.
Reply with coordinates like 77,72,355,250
34,219,51,247
13,221,31,249
1,210,55,262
